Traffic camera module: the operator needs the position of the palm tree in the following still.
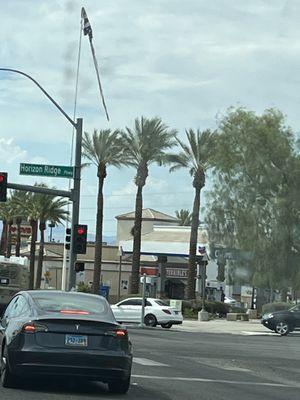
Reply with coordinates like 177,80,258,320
10,190,28,257
25,193,39,290
168,129,218,299
2,199,15,258
0,203,9,255
175,209,192,226
122,117,177,294
20,188,68,289
34,193,68,289
82,129,130,294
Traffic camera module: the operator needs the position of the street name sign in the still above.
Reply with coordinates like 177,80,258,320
20,163,74,179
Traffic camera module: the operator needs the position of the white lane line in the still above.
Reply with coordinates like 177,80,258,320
132,375,297,388
133,357,169,367
241,331,277,336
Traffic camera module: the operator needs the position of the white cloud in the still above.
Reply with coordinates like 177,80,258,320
0,138,27,163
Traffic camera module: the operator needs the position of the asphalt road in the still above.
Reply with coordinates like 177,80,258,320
1,328,299,400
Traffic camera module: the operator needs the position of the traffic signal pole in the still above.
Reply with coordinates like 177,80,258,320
68,118,83,290
0,68,84,292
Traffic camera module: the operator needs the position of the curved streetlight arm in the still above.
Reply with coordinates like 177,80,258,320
0,68,77,129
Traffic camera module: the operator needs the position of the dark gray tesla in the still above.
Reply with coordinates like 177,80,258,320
0,290,132,394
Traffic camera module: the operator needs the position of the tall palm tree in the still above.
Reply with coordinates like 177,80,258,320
20,188,69,289
34,193,68,289
0,203,9,256
10,190,28,257
175,209,192,226
82,129,130,294
168,129,218,299
122,117,177,294
22,192,39,290
2,199,15,258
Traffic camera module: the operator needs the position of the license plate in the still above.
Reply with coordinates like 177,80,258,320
174,311,179,314
65,334,88,347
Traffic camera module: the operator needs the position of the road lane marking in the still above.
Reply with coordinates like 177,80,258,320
133,357,169,367
132,375,298,388
241,331,277,336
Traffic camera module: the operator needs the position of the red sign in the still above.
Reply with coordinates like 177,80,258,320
10,225,32,237
140,266,158,276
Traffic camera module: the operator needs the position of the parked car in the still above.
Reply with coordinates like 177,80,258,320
261,303,300,335
111,297,183,328
0,290,132,394
224,296,237,306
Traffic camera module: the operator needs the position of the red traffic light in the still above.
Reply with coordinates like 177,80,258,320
0,175,4,183
77,228,85,235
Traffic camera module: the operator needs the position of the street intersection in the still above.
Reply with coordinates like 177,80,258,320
1,326,299,400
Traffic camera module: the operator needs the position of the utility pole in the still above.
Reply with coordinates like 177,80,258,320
68,118,83,290
0,68,83,292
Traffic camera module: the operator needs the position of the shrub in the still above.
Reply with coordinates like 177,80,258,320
77,282,92,293
183,308,198,319
182,300,229,316
262,302,292,315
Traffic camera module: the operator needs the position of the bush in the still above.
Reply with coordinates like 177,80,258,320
262,302,292,315
77,282,92,293
182,300,229,316
183,308,198,319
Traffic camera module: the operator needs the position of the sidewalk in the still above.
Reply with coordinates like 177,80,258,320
173,318,272,335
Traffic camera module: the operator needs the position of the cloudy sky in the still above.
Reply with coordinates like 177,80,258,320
1,0,300,238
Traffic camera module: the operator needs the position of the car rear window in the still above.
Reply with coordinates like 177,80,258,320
31,292,108,314
155,300,169,306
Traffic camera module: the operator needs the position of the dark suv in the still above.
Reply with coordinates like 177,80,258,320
261,304,300,335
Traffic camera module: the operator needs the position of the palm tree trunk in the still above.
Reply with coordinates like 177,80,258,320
6,221,12,258
0,220,7,255
35,223,45,289
93,175,105,294
15,219,22,257
186,186,201,299
131,185,143,294
29,220,37,290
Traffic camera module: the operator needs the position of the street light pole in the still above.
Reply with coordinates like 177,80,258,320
0,68,83,291
68,117,83,290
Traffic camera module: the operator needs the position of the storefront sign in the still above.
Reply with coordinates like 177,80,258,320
166,268,188,278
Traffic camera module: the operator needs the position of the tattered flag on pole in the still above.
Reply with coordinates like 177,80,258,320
81,7,110,121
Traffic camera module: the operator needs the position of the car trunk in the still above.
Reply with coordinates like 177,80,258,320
27,315,126,351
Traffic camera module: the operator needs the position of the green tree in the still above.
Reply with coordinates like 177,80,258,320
82,129,130,294
0,203,9,256
10,190,28,257
122,117,177,294
34,193,68,289
168,129,218,299
175,209,192,226
206,108,299,298
19,186,69,289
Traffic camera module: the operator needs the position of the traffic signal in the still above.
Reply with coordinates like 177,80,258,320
74,261,85,273
73,224,87,254
0,172,7,202
65,228,71,250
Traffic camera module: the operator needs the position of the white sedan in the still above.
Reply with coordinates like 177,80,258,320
111,297,183,329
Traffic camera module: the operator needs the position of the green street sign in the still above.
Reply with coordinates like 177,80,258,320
20,163,74,179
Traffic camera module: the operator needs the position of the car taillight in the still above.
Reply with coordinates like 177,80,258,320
162,309,172,314
114,329,128,338
23,323,48,333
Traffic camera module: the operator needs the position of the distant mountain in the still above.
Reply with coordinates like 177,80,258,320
0,223,116,245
